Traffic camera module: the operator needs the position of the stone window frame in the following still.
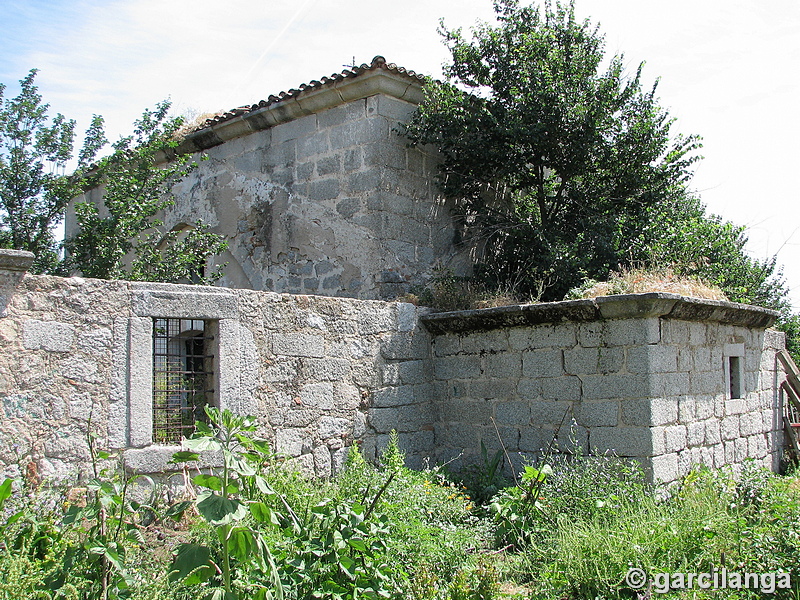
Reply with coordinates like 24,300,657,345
724,342,746,400
113,285,254,472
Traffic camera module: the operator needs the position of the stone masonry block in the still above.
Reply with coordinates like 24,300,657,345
461,331,509,354
626,345,678,374
530,399,572,425
603,318,661,347
522,349,563,378
276,428,312,457
270,114,316,145
519,427,553,453
299,382,334,409
564,347,599,375
589,426,652,457
650,453,679,483
397,360,429,384
495,401,531,425
440,398,493,424
301,358,351,381
434,355,481,380
317,416,351,440
375,95,417,122
739,412,762,437
484,352,522,379
272,333,324,357
308,178,339,201
721,416,740,440
469,379,516,400
380,332,430,360
582,374,650,400
433,335,461,356
22,320,75,352
689,369,725,396
664,425,687,453
372,385,415,408
509,324,576,350
395,302,418,332
686,421,705,446
539,376,581,401
575,400,619,427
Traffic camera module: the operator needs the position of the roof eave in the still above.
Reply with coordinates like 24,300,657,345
176,69,425,154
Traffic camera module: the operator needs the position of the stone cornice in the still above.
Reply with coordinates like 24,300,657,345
174,69,424,154
419,293,780,335
0,249,35,272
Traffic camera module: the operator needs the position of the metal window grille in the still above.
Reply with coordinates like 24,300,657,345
152,318,215,443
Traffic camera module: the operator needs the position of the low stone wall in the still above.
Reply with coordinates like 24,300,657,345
422,295,784,482
0,254,433,481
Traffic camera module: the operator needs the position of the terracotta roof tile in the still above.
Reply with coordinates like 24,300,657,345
195,56,425,132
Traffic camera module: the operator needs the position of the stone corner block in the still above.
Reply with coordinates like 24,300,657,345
0,248,35,272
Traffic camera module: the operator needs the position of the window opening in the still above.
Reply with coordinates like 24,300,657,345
152,318,215,443
728,355,742,399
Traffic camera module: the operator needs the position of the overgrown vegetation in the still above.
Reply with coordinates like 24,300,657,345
2,409,800,599
404,0,799,357
0,69,226,284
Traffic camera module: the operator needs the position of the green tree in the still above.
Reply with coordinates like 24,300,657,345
0,69,105,273
65,100,227,284
404,0,701,301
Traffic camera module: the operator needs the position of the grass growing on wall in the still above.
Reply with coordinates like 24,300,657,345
1,416,800,599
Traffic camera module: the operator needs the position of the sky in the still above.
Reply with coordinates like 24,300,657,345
1,0,799,309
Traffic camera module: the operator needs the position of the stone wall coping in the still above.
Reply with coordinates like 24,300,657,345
419,292,780,335
175,69,424,154
0,249,35,272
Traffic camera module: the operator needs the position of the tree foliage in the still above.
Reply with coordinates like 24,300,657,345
0,69,105,273
63,100,227,284
405,0,704,301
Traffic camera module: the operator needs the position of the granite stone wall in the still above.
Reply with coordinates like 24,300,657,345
0,253,433,481
421,295,785,483
0,250,788,484
67,84,467,300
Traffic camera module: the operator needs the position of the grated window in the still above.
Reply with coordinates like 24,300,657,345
152,318,215,443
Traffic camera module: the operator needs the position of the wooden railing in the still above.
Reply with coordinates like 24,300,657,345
778,350,800,461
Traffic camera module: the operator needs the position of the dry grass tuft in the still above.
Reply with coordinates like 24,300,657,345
573,267,728,301
171,111,225,141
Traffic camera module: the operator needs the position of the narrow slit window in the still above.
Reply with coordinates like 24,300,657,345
152,318,215,443
728,355,743,399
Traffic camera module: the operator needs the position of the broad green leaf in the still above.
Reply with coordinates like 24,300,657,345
226,527,253,561
250,502,279,525
255,475,276,495
184,437,221,453
164,500,193,521
169,543,215,585
170,451,200,464
193,474,223,491
347,538,368,552
197,491,247,525
0,479,12,508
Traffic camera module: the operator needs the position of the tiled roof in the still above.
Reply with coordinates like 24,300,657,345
195,56,425,133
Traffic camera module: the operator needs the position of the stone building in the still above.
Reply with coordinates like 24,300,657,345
5,58,792,485
0,249,788,484
67,56,469,300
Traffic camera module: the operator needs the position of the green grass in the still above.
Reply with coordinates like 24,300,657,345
2,438,800,600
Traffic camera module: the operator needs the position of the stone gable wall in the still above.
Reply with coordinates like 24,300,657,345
67,93,465,301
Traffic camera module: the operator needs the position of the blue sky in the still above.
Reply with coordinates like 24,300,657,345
1,0,799,308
